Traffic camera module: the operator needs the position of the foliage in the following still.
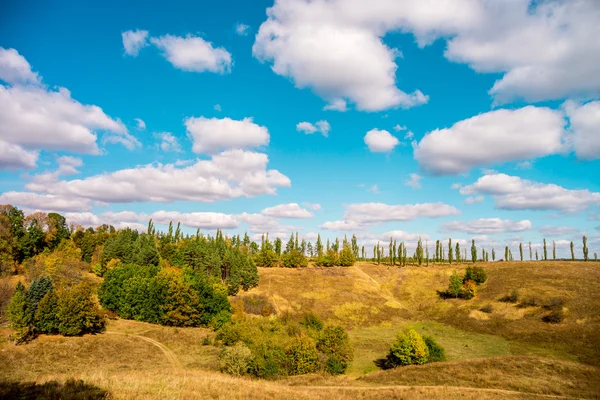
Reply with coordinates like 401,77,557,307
219,342,254,376
461,280,477,300
35,290,60,334
315,249,341,267
300,312,324,332
317,325,354,375
285,334,319,375
54,283,106,336
423,335,446,362
6,281,31,341
337,245,356,266
543,309,564,323
384,328,429,368
282,249,308,268
499,289,519,303
447,271,463,298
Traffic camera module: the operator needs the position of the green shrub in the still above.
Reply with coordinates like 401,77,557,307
461,280,477,300
542,309,564,323
250,343,286,378
55,283,106,336
499,289,519,303
472,267,487,284
385,328,429,367
337,246,356,267
282,249,308,268
423,336,446,362
317,325,353,375
447,271,462,298
35,290,59,334
480,304,493,314
6,282,31,342
216,322,243,346
219,342,253,376
315,250,339,267
285,334,319,375
300,312,323,332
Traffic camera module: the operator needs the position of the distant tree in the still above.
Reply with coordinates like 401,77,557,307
471,240,477,264
274,238,282,257
485,250,489,262
351,235,359,259
519,243,523,261
505,246,509,261
536,249,539,261
583,236,588,262
448,239,453,265
306,242,313,258
316,235,323,256
6,282,31,341
455,242,460,264
435,240,440,263
553,241,556,261
543,239,547,261
317,325,354,375
492,247,496,261
282,249,308,268
416,238,423,266
570,241,575,261
448,271,462,298
361,246,365,261
595,252,598,261
285,334,319,375
285,235,295,254
529,242,532,261
376,242,381,265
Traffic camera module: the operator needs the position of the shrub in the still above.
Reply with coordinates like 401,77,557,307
461,280,477,300
423,336,446,362
35,290,59,334
472,267,487,284
216,322,243,346
542,309,564,324
544,297,564,311
219,342,254,376
499,289,519,303
251,343,286,378
317,325,353,375
282,249,308,268
6,282,31,342
480,304,493,314
447,271,462,298
385,328,429,368
315,250,339,267
285,334,319,375
518,296,541,308
301,312,323,332
337,246,356,267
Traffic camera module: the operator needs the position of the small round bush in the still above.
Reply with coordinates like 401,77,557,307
461,280,477,300
423,336,446,362
285,334,319,375
542,309,564,324
385,328,429,367
219,342,253,376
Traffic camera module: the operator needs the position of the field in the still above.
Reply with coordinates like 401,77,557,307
1,261,600,399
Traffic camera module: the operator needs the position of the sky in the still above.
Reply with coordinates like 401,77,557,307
1,0,600,258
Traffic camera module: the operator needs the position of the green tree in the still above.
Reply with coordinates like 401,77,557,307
492,247,496,261
471,240,477,264
385,328,429,367
285,334,319,375
583,236,588,261
455,242,460,264
448,271,462,298
316,234,323,256
282,248,308,268
35,290,59,334
519,243,523,261
529,242,532,261
274,238,282,257
6,282,31,341
448,238,453,265
416,238,423,266
317,325,353,375
553,241,556,260
505,246,509,261
543,238,547,261
55,283,106,336
570,241,575,261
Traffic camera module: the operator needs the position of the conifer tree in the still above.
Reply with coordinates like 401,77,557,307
425,240,429,266
351,235,359,258
316,234,323,256
471,240,476,264
274,238,282,257
519,243,523,261
570,241,575,261
448,238,453,265
376,242,381,265
583,236,588,261
7,282,32,341
416,238,423,266
389,237,394,266
361,246,365,261
505,246,509,261
307,242,313,258
455,242,460,263
492,247,496,261
543,238,547,261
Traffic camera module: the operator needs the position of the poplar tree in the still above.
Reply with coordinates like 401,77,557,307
316,234,323,256
519,243,523,261
393,240,397,265
448,238,453,265
492,247,496,261
505,246,509,261
389,237,394,266
361,246,365,261
274,238,282,257
351,234,359,258
435,240,440,263
376,242,381,265
416,237,423,266
455,242,460,263
425,240,429,266
543,238,547,261
529,242,532,261
485,251,489,262
471,239,477,264
570,241,575,261
552,241,556,261
536,249,539,261
583,236,588,261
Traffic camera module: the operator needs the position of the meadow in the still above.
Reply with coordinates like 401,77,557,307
2,260,599,399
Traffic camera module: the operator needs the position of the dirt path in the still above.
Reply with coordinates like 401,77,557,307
106,331,181,369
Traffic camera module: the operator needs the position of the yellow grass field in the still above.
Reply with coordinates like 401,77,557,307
1,261,600,399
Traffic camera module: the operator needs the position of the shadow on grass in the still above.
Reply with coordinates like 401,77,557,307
374,357,393,370
0,378,108,400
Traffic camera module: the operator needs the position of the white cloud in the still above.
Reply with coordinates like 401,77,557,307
539,226,578,237
323,99,347,112
379,230,429,242
238,212,295,234
186,116,269,154
149,210,238,229
57,156,83,175
235,23,251,36
564,100,600,160
0,192,91,212
404,131,414,140
214,104,222,112
296,120,330,137
134,118,146,130
367,184,379,194
404,173,421,189
414,106,566,175
25,149,290,204
0,47,40,85
122,30,149,56
393,124,407,132
150,34,232,74
253,1,429,111
320,220,363,232
442,218,532,235
155,132,182,152
345,202,461,224
305,203,321,211
0,141,38,170
464,196,484,205
460,173,600,213
364,129,399,152
261,203,313,219
516,161,533,170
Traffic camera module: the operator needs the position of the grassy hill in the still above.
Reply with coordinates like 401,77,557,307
1,261,599,399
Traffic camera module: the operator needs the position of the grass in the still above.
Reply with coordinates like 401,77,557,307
1,261,600,398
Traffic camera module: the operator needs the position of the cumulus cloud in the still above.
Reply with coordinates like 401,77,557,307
186,116,269,154
393,124,407,132
24,149,291,204
0,47,40,85
564,100,600,160
155,132,182,152
261,203,313,218
464,196,484,205
134,118,146,130
235,23,251,36
364,129,399,152
323,99,347,112
0,141,38,170
57,156,83,175
150,34,232,74
538,226,579,237
404,173,421,189
460,173,600,213
122,30,149,56
253,0,429,111
0,192,91,212
414,106,566,175
296,120,330,137
441,218,532,235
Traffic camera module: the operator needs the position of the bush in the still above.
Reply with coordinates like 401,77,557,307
251,343,286,378
317,325,353,375
423,336,446,362
480,304,493,314
282,249,308,268
461,280,477,300
518,296,541,308
216,322,243,346
472,267,487,284
499,289,519,303
219,342,254,376
544,297,564,311
285,334,319,375
55,283,106,336
337,246,356,267
447,271,462,298
385,328,429,368
301,312,323,332
542,309,564,323
315,250,339,267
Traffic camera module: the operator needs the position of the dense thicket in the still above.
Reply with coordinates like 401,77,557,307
381,328,445,369
99,264,231,327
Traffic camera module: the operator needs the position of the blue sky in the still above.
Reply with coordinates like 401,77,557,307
1,0,600,258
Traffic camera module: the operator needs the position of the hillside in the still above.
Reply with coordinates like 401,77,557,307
2,261,600,399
